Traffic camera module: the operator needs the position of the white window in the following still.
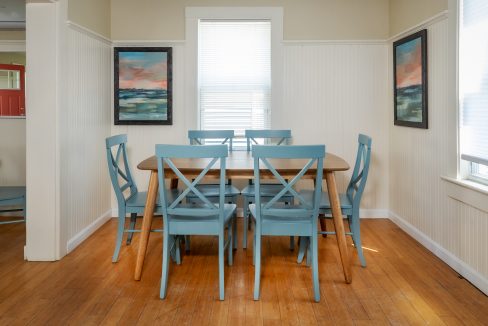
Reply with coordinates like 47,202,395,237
198,20,271,136
185,7,283,147
459,0,488,183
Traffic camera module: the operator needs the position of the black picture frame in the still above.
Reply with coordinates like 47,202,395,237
393,29,428,129
114,47,172,125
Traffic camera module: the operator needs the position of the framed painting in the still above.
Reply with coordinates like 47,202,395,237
393,29,428,129
114,47,172,125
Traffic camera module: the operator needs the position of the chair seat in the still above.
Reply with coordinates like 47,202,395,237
126,188,181,208
300,190,352,210
241,184,293,198
168,203,237,235
0,187,26,202
187,184,240,198
170,203,236,223
249,203,314,222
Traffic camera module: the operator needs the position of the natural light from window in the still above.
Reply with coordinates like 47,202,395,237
198,20,271,139
459,0,488,182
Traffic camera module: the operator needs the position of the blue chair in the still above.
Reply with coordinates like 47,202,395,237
241,129,293,249
0,186,26,224
299,134,372,267
250,145,325,302
156,144,236,301
186,130,240,249
105,134,180,262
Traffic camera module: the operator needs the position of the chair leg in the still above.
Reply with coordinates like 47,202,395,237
232,212,238,250
175,236,182,265
184,235,191,253
112,209,126,263
243,201,248,249
219,231,225,301
297,236,308,264
252,231,256,266
228,220,234,266
126,213,137,245
311,233,320,302
253,228,261,301
289,236,295,251
350,214,366,267
306,237,312,266
160,232,170,299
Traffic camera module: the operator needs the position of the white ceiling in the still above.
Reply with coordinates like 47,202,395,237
0,0,26,29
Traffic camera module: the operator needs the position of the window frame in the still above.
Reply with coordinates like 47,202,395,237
185,7,283,133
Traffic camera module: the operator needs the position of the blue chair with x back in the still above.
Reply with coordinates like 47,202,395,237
241,129,293,249
250,144,325,302
299,134,372,267
105,134,180,262
0,187,26,225
156,144,236,300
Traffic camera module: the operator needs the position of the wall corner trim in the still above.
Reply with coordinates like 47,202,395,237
388,10,449,42
389,210,488,296
66,20,111,45
66,209,112,254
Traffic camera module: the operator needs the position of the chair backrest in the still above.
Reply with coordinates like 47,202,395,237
105,134,138,207
245,129,292,152
188,130,235,151
155,144,228,224
346,134,372,209
252,145,325,219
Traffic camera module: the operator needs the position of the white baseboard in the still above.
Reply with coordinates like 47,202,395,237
66,209,112,254
389,211,488,296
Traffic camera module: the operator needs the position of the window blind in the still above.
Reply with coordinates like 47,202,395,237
460,0,488,166
198,20,271,138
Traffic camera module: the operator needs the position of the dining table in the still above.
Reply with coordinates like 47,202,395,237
134,150,352,284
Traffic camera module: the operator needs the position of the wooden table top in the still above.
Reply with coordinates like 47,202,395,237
137,151,349,178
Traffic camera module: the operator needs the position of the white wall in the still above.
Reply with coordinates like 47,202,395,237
0,119,25,186
59,24,112,254
0,52,26,188
110,41,389,215
25,0,112,260
389,16,488,294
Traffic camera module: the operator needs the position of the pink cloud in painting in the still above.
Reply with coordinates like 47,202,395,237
396,39,422,89
118,52,168,90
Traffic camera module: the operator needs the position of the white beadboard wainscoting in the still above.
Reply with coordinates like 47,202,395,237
282,41,389,213
112,41,390,217
60,23,112,255
389,17,488,294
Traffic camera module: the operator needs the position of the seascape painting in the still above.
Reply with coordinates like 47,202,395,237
114,47,172,125
393,30,428,129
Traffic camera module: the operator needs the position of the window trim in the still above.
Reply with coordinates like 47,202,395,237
185,7,283,132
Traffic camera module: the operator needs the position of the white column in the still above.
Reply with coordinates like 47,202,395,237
25,1,61,260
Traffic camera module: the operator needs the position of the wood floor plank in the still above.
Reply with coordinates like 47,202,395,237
0,218,486,325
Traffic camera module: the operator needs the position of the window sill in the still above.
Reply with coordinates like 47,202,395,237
441,176,488,213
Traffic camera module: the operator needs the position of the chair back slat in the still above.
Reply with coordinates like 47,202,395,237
188,130,235,151
105,134,138,205
252,145,325,219
245,129,291,152
346,134,372,208
156,144,228,223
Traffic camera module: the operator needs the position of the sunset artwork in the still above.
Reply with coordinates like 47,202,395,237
114,48,172,125
393,30,427,129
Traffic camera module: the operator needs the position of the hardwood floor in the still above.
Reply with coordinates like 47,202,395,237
0,217,487,325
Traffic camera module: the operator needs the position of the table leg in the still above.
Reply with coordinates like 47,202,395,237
134,170,159,281
325,171,352,283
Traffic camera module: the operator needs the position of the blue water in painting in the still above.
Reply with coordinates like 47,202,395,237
119,89,167,120
396,85,423,122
